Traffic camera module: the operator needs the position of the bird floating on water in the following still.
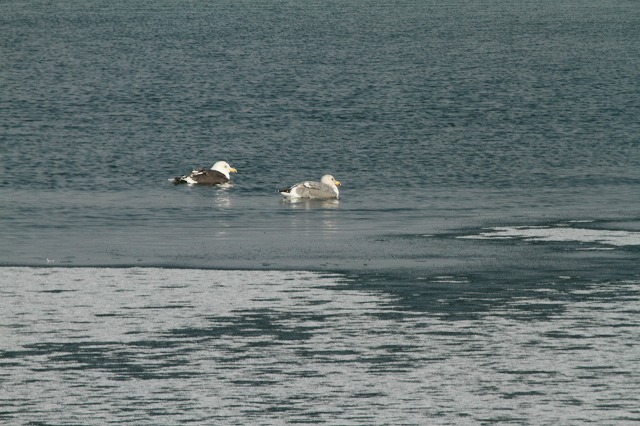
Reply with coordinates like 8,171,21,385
172,161,237,185
279,174,341,199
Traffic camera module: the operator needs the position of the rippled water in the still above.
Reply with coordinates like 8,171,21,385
1,267,638,424
2,0,640,423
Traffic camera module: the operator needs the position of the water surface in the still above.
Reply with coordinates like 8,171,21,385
1,0,639,423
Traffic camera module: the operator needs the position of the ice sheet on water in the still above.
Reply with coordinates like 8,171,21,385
459,224,640,247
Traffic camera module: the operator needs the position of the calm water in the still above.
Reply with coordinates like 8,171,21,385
1,0,639,423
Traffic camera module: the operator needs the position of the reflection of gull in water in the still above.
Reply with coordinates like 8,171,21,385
287,207,341,237
213,189,232,208
281,198,340,209
183,184,233,208
321,219,339,235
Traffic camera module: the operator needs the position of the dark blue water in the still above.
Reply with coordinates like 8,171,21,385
1,0,639,423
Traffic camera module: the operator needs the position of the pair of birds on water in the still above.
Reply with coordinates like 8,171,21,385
172,161,342,199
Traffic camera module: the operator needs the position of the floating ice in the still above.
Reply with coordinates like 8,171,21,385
459,225,640,247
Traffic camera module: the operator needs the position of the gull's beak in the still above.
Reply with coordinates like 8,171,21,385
230,167,238,173
335,180,341,186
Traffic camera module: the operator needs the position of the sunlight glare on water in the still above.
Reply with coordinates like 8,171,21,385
1,267,638,424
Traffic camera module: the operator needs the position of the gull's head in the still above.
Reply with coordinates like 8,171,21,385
211,161,238,179
321,174,341,187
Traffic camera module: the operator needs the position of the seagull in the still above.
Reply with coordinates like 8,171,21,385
172,161,237,185
279,174,341,199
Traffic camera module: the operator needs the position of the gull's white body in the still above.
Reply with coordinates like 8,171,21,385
279,174,341,199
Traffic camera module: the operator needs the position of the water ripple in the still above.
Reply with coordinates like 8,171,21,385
1,267,638,424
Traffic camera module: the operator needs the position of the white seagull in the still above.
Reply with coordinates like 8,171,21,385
279,174,342,199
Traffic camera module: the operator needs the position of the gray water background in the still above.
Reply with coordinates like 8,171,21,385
1,0,640,424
